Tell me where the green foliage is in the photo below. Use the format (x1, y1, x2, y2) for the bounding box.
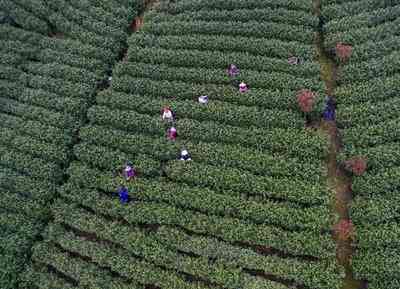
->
(45, 0, 126, 42)
(338, 97, 400, 128)
(0, 25, 115, 64)
(0, 0, 50, 34)
(130, 32, 316, 61)
(79, 125, 325, 181)
(0, 252, 25, 289)
(338, 51, 400, 85)
(21, 62, 99, 85)
(339, 142, 400, 173)
(59, 180, 335, 258)
(0, 146, 62, 182)
(0, 1, 140, 286)
(351, 167, 400, 198)
(336, 74, 400, 106)
(126, 46, 320, 76)
(351, 192, 400, 225)
(0, 166, 55, 204)
(165, 0, 314, 13)
(164, 160, 328, 205)
(22, 266, 77, 289)
(341, 117, 400, 149)
(2, 1, 341, 288)
(321, 0, 392, 20)
(25, 74, 95, 100)
(112, 76, 309, 110)
(355, 220, 400, 249)
(64, 155, 330, 230)
(87, 105, 328, 159)
(324, 5, 400, 34)
(67, 0, 127, 29)
(142, 18, 314, 44)
(96, 89, 304, 129)
(115, 61, 324, 91)
(0, 113, 71, 145)
(348, 36, 400, 63)
(0, 97, 78, 131)
(0, 80, 88, 117)
(353, 247, 400, 284)
(33, 231, 214, 289)
(324, 17, 400, 47)
(0, 127, 68, 164)
(153, 7, 318, 27)
(51, 204, 341, 289)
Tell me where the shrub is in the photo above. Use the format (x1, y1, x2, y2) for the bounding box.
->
(335, 42, 352, 61)
(344, 157, 367, 176)
(297, 89, 317, 113)
(333, 219, 354, 241)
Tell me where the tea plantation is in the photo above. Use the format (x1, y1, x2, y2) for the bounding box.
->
(0, 1, 398, 289)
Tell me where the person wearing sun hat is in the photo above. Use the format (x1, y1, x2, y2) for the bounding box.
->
(161, 106, 174, 122)
(180, 149, 192, 161)
(167, 127, 177, 141)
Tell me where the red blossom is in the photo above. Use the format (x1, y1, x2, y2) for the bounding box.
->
(345, 157, 367, 176)
(297, 89, 316, 113)
(129, 16, 144, 32)
(336, 43, 353, 61)
(334, 219, 354, 241)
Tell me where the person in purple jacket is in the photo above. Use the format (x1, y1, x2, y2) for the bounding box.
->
(239, 82, 249, 93)
(167, 127, 177, 141)
(122, 163, 136, 181)
(227, 64, 240, 77)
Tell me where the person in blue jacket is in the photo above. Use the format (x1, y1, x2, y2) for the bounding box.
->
(323, 95, 336, 121)
(118, 186, 130, 204)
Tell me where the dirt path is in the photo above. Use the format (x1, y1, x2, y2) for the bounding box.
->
(312, 1, 365, 289)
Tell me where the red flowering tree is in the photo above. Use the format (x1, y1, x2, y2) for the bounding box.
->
(344, 157, 367, 176)
(129, 16, 144, 32)
(336, 42, 353, 61)
(297, 89, 317, 113)
(334, 219, 354, 241)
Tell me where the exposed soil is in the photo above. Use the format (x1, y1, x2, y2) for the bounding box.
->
(313, 1, 365, 288)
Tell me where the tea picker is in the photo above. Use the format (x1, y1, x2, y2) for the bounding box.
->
(167, 127, 177, 141)
(239, 82, 249, 93)
(180, 149, 191, 161)
(198, 95, 209, 104)
(288, 56, 300, 65)
(161, 106, 175, 122)
(227, 64, 240, 77)
(118, 186, 130, 204)
(322, 95, 336, 121)
(122, 163, 136, 181)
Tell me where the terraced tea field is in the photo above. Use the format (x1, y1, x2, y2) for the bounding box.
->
(0, 1, 398, 289)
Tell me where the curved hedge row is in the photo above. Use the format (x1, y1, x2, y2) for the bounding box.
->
(130, 33, 316, 60)
(165, 0, 314, 13)
(22, 1, 340, 288)
(0, 0, 141, 287)
(142, 19, 314, 44)
(51, 203, 341, 289)
(152, 7, 318, 27)
(58, 180, 335, 259)
(79, 125, 325, 181)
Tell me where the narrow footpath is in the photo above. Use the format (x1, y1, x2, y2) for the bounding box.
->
(312, 1, 365, 289)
